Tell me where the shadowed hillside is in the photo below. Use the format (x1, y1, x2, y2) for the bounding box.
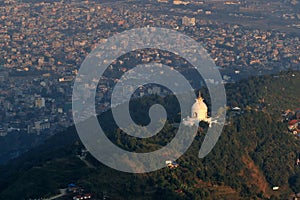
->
(0, 71, 300, 199)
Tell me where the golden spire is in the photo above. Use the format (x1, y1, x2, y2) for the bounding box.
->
(197, 90, 203, 101)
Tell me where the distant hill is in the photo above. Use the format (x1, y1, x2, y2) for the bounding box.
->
(1, 70, 300, 199)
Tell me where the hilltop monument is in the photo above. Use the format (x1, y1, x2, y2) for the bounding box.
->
(183, 91, 211, 127)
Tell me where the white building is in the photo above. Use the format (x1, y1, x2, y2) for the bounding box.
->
(183, 92, 211, 127)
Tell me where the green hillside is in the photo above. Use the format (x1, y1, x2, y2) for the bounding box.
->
(0, 71, 300, 200)
(226, 70, 300, 113)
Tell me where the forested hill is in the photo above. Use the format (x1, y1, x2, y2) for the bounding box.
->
(226, 70, 300, 113)
(0, 71, 300, 200)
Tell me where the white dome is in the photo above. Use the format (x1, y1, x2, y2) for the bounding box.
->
(182, 92, 212, 127)
(191, 98, 208, 120)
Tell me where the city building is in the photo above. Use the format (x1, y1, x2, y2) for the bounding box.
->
(182, 16, 196, 26)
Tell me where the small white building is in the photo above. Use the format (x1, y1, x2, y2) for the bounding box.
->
(272, 186, 279, 191)
(165, 160, 179, 168)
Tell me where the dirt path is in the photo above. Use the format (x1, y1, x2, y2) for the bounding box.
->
(46, 189, 67, 200)
(77, 155, 96, 169)
(241, 155, 270, 197)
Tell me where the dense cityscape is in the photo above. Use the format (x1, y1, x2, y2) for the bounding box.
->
(1, 0, 300, 138)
